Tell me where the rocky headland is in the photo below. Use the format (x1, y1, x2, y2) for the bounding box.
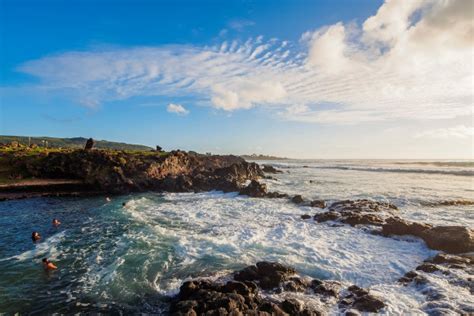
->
(0, 149, 263, 200)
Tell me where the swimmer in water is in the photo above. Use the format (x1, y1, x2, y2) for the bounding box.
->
(52, 218, 61, 227)
(31, 231, 41, 243)
(42, 258, 57, 270)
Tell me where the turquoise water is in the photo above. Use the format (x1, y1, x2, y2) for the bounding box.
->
(0, 160, 472, 314)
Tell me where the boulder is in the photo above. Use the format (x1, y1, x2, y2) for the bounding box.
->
(283, 277, 310, 292)
(310, 279, 342, 298)
(329, 199, 398, 213)
(266, 191, 289, 199)
(340, 213, 384, 227)
(382, 218, 474, 254)
(239, 180, 268, 198)
(416, 263, 439, 273)
(382, 217, 431, 237)
(301, 214, 311, 220)
(291, 195, 305, 204)
(421, 226, 474, 254)
(262, 165, 283, 174)
(313, 212, 340, 223)
(310, 200, 326, 208)
(339, 285, 385, 313)
(234, 261, 296, 290)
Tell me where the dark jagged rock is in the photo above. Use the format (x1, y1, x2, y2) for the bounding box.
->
(310, 279, 342, 298)
(262, 165, 283, 174)
(340, 213, 385, 227)
(291, 195, 305, 204)
(12, 150, 264, 194)
(382, 217, 432, 237)
(422, 226, 474, 254)
(416, 263, 439, 273)
(239, 180, 268, 197)
(310, 200, 326, 208)
(398, 271, 420, 284)
(314, 211, 340, 223)
(427, 253, 472, 265)
(84, 138, 94, 150)
(301, 214, 311, 220)
(382, 217, 474, 254)
(328, 199, 398, 213)
(266, 191, 289, 199)
(234, 261, 296, 290)
(283, 277, 310, 292)
(339, 285, 385, 313)
(171, 262, 326, 316)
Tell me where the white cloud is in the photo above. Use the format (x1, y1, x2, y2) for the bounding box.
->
(167, 103, 189, 115)
(17, 0, 473, 125)
(415, 125, 474, 139)
(228, 19, 255, 31)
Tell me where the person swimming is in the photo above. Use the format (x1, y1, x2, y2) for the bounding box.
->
(42, 258, 57, 270)
(31, 231, 41, 243)
(52, 218, 61, 227)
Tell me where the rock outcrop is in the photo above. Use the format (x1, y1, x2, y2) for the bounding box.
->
(382, 218, 474, 254)
(398, 253, 473, 315)
(11, 150, 264, 194)
(307, 200, 474, 254)
(262, 165, 283, 174)
(239, 180, 268, 197)
(170, 262, 386, 315)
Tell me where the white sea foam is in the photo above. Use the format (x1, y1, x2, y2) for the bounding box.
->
(0, 230, 66, 262)
(112, 191, 449, 313)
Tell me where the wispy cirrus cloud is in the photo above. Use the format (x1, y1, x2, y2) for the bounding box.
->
(415, 125, 474, 139)
(17, 0, 473, 125)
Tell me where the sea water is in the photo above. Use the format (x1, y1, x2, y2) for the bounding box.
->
(0, 160, 472, 314)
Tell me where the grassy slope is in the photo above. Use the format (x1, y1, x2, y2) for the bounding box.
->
(0, 135, 153, 151)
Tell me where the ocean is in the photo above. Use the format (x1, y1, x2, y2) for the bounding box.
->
(0, 159, 472, 314)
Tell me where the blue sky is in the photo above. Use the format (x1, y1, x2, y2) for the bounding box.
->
(0, 0, 472, 158)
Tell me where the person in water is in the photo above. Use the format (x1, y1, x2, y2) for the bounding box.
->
(31, 231, 41, 243)
(42, 258, 57, 270)
(52, 218, 61, 227)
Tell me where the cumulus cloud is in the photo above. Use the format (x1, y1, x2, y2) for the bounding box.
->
(17, 0, 473, 125)
(167, 103, 189, 115)
(415, 125, 474, 139)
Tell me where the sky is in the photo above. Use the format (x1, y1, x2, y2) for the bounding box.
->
(0, 0, 472, 159)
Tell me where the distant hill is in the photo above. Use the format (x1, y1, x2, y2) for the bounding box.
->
(0, 135, 153, 151)
(241, 154, 288, 160)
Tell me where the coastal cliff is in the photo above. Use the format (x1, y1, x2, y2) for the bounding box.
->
(0, 149, 263, 197)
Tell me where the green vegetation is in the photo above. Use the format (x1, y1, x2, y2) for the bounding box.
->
(0, 135, 153, 151)
(0, 142, 167, 185)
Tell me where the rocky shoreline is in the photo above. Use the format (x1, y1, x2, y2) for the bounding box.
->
(2, 153, 472, 314)
(170, 261, 386, 315)
(0, 150, 263, 200)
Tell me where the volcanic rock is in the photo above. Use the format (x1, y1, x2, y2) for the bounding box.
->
(262, 165, 283, 174)
(310, 199, 326, 208)
(291, 195, 305, 204)
(339, 285, 385, 313)
(239, 180, 268, 197)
